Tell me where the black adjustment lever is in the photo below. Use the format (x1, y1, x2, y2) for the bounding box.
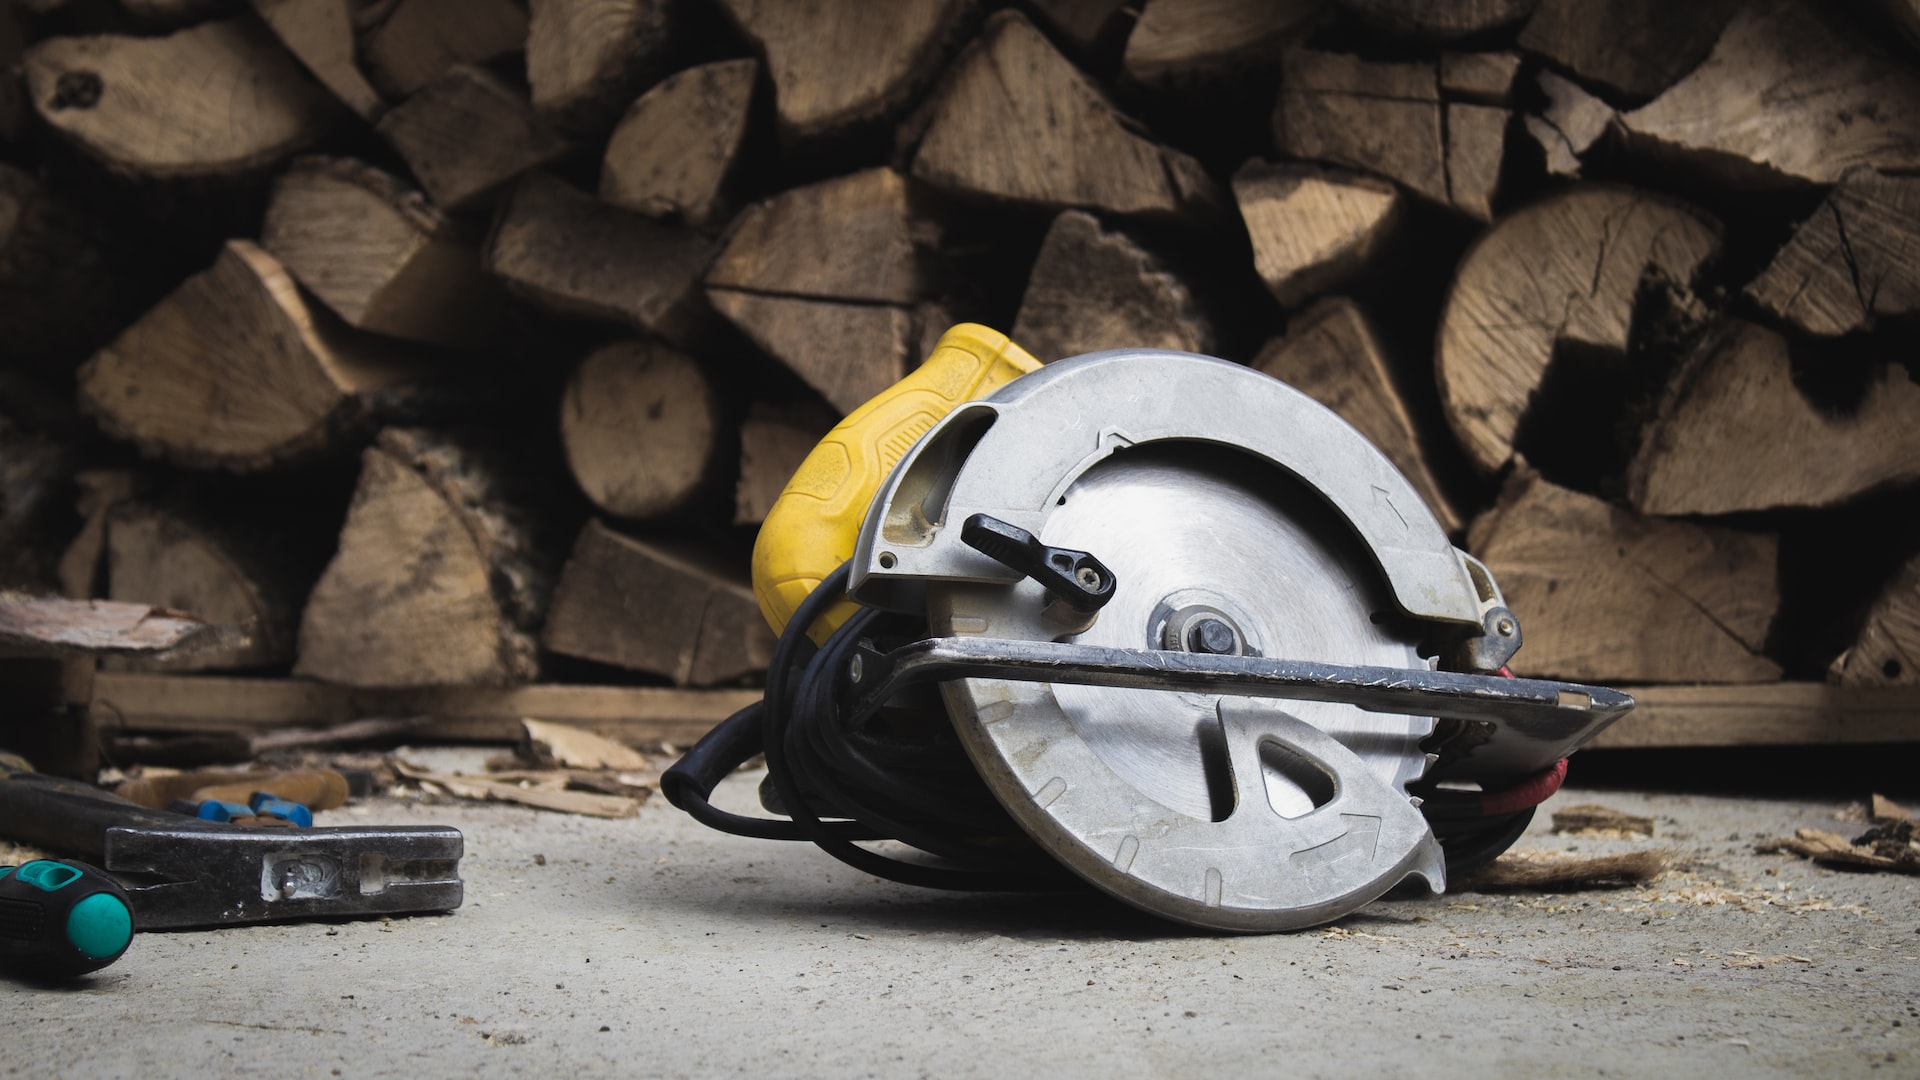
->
(960, 514, 1116, 612)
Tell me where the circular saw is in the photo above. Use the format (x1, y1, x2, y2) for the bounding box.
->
(665, 324, 1632, 931)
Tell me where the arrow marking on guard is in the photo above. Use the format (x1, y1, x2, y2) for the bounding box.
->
(1289, 814, 1383, 875)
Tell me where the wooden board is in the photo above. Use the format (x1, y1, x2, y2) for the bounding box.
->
(86, 670, 756, 744)
(1587, 683, 1920, 748)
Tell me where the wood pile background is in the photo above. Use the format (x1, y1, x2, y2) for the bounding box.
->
(3, 0, 1919, 766)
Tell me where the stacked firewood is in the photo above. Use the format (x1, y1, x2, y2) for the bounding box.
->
(3, 0, 1918, 738)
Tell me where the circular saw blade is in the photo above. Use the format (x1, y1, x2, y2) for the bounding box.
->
(931, 444, 1434, 826)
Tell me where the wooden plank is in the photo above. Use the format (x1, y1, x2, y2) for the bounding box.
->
(87, 671, 756, 743)
(1587, 683, 1920, 749)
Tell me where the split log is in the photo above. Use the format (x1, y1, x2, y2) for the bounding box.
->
(77, 240, 423, 471)
(1624, 320, 1920, 516)
(1439, 51, 1521, 106)
(1618, 0, 1920, 186)
(706, 168, 922, 305)
(103, 503, 300, 671)
(1745, 171, 1920, 338)
(1274, 50, 1444, 205)
(717, 0, 968, 143)
(1334, 0, 1538, 41)
(734, 400, 833, 526)
(1524, 71, 1614, 179)
(1025, 0, 1131, 55)
(1834, 553, 1920, 686)
(250, 0, 386, 120)
(0, 162, 119, 370)
(541, 519, 775, 687)
(295, 428, 551, 688)
(1435, 185, 1721, 473)
(23, 18, 336, 180)
(376, 64, 568, 211)
(910, 9, 1218, 220)
(599, 57, 756, 227)
(57, 470, 139, 600)
(706, 291, 913, 415)
(1518, 0, 1740, 105)
(1468, 468, 1781, 683)
(526, 0, 678, 131)
(487, 172, 715, 343)
(1118, 0, 1320, 92)
(358, 0, 526, 100)
(1233, 160, 1401, 307)
(1252, 297, 1460, 533)
(1445, 104, 1507, 223)
(559, 340, 721, 520)
(261, 156, 505, 349)
(1010, 208, 1213, 362)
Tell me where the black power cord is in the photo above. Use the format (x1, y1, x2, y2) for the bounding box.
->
(664, 563, 1565, 889)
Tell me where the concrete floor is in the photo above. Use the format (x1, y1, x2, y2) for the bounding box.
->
(5, 753, 1917, 1078)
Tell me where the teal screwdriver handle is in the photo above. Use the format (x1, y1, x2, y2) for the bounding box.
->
(0, 859, 134, 979)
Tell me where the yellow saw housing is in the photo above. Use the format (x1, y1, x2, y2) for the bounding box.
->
(750, 324, 1042, 643)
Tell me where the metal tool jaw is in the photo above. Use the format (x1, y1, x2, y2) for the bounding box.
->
(844, 349, 1632, 931)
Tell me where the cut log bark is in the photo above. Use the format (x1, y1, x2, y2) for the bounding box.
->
(103, 502, 299, 671)
(488, 172, 716, 343)
(1518, 0, 1740, 106)
(734, 400, 833, 526)
(1233, 160, 1401, 307)
(260, 156, 505, 349)
(376, 64, 568, 211)
(1335, 0, 1538, 41)
(1834, 553, 1920, 687)
(1618, 0, 1920, 187)
(599, 57, 757, 227)
(295, 427, 551, 688)
(1445, 103, 1507, 222)
(1745, 170, 1920, 339)
(77, 239, 423, 471)
(358, 0, 526, 100)
(706, 168, 922, 305)
(526, 0, 678, 130)
(1524, 70, 1615, 179)
(1468, 468, 1781, 683)
(1119, 0, 1321, 91)
(0, 162, 119, 371)
(1439, 51, 1521, 105)
(1624, 320, 1920, 516)
(1273, 49, 1444, 205)
(1025, 0, 1131, 55)
(23, 18, 336, 180)
(1435, 185, 1721, 473)
(910, 9, 1218, 220)
(717, 0, 968, 143)
(559, 340, 722, 520)
(250, 0, 387, 120)
(707, 291, 912, 415)
(1011, 208, 1213, 361)
(1252, 297, 1460, 533)
(541, 518, 775, 686)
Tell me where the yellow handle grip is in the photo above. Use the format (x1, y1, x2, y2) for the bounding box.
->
(751, 323, 1042, 642)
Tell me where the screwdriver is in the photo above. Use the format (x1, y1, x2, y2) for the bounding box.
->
(0, 859, 134, 979)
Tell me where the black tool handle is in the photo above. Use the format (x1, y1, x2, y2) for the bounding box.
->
(0, 756, 186, 860)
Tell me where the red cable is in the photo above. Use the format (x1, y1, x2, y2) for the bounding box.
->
(1478, 757, 1568, 817)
